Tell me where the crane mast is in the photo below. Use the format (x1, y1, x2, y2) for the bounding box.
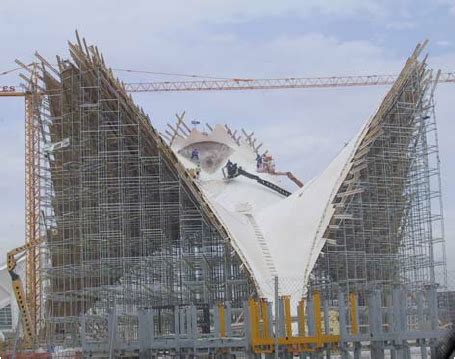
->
(0, 62, 43, 343)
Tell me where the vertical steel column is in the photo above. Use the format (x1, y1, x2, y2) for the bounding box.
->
(417, 291, 428, 359)
(261, 300, 270, 339)
(174, 306, 180, 353)
(244, 301, 252, 354)
(274, 276, 279, 359)
(138, 309, 154, 356)
(249, 299, 260, 347)
(283, 295, 292, 338)
(307, 295, 315, 337)
(190, 305, 197, 339)
(323, 295, 331, 358)
(427, 285, 438, 358)
(313, 291, 322, 346)
(349, 293, 359, 336)
(80, 315, 87, 351)
(107, 310, 118, 359)
(350, 291, 361, 358)
(392, 286, 405, 359)
(298, 298, 306, 337)
(186, 306, 192, 339)
(226, 302, 232, 337)
(219, 304, 226, 337)
(214, 304, 220, 336)
(307, 293, 316, 358)
(337, 292, 349, 359)
(180, 307, 186, 336)
(278, 297, 285, 338)
(368, 288, 384, 359)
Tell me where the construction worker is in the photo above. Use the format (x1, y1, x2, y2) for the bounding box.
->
(256, 153, 262, 170)
(261, 153, 269, 172)
(191, 148, 199, 162)
(225, 160, 238, 178)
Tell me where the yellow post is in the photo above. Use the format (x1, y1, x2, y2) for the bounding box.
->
(218, 304, 226, 337)
(249, 299, 259, 345)
(349, 292, 359, 336)
(283, 295, 292, 338)
(298, 298, 305, 336)
(261, 299, 270, 339)
(313, 291, 322, 346)
(12, 278, 34, 343)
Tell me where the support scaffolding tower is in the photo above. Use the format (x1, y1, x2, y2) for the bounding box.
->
(309, 42, 448, 328)
(15, 37, 449, 353)
(24, 35, 256, 346)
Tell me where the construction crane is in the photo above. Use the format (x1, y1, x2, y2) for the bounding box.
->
(0, 86, 24, 96)
(3, 71, 455, 98)
(123, 72, 455, 92)
(0, 62, 42, 344)
(0, 65, 454, 342)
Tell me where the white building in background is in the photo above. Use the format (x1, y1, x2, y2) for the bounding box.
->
(0, 261, 22, 336)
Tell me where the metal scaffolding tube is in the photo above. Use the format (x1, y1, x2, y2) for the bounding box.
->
(24, 34, 257, 346)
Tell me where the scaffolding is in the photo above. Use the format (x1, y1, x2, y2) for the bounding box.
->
(14, 36, 449, 352)
(77, 284, 445, 357)
(309, 42, 447, 324)
(24, 35, 256, 346)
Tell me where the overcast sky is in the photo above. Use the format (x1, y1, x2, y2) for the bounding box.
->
(0, 1, 454, 284)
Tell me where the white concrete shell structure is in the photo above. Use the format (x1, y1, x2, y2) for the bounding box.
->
(170, 123, 356, 301)
(169, 41, 446, 302)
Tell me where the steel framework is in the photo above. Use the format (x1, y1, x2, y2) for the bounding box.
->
(15, 61, 44, 339)
(308, 43, 447, 323)
(24, 35, 257, 345)
(10, 36, 449, 351)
